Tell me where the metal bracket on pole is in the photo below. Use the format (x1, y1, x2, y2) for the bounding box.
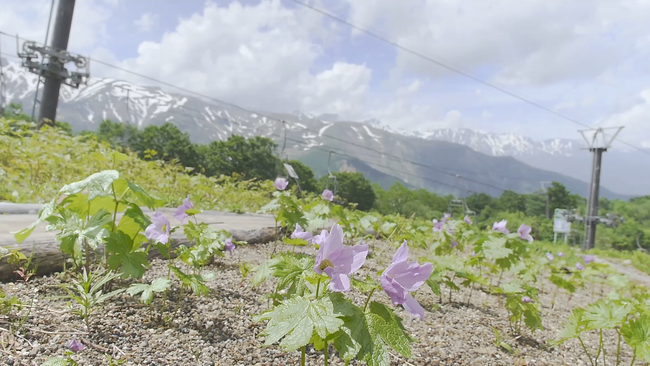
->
(17, 40, 89, 88)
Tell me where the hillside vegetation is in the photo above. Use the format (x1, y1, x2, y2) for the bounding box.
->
(1, 111, 649, 254)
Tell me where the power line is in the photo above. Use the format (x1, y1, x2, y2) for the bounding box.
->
(272, 132, 471, 194)
(289, 0, 650, 157)
(0, 32, 567, 192)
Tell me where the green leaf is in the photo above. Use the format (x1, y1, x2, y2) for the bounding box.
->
(483, 237, 512, 261)
(185, 208, 202, 216)
(13, 198, 56, 243)
(368, 301, 413, 358)
(40, 357, 69, 366)
(252, 257, 280, 286)
(584, 300, 632, 330)
(126, 180, 164, 209)
(254, 295, 344, 351)
(106, 231, 149, 278)
(554, 308, 587, 344)
(116, 204, 151, 245)
(169, 266, 210, 296)
(273, 254, 315, 296)
(59, 170, 119, 200)
(426, 278, 442, 297)
(622, 314, 650, 362)
(127, 277, 171, 305)
(352, 276, 381, 292)
(282, 237, 308, 246)
(110, 151, 129, 162)
(359, 215, 378, 229)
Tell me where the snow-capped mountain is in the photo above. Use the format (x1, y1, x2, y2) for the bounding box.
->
(1, 58, 643, 198)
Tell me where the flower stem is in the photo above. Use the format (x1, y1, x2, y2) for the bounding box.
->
(301, 346, 306, 366)
(630, 354, 636, 366)
(595, 329, 603, 366)
(316, 276, 322, 298)
(363, 289, 376, 312)
(616, 329, 622, 366)
(578, 336, 595, 366)
(324, 343, 329, 366)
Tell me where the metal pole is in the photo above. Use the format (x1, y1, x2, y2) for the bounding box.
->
(583, 148, 597, 249)
(31, 0, 56, 122)
(585, 148, 605, 250)
(37, 0, 76, 128)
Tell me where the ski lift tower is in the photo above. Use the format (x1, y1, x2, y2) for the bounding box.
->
(579, 126, 624, 250)
(448, 174, 476, 223)
(274, 120, 302, 195)
(325, 151, 338, 196)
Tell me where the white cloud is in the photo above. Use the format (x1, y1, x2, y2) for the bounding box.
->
(107, 0, 371, 117)
(134, 13, 158, 32)
(0, 0, 115, 54)
(344, 0, 650, 86)
(599, 89, 650, 148)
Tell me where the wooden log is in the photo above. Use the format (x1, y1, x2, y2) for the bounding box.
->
(0, 227, 279, 282)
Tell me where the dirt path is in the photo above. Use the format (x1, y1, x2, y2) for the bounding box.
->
(0, 203, 276, 246)
(595, 256, 650, 287)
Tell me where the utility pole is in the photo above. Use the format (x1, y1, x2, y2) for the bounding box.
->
(16, 0, 88, 129)
(38, 0, 77, 128)
(30, 0, 57, 123)
(540, 181, 552, 219)
(579, 126, 624, 250)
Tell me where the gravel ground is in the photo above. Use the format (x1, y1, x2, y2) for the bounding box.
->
(0, 239, 642, 366)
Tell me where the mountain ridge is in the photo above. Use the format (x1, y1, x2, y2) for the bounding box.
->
(0, 58, 636, 199)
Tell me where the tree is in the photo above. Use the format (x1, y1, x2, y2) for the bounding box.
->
(466, 192, 496, 213)
(497, 190, 526, 213)
(547, 181, 578, 212)
(285, 160, 319, 193)
(197, 135, 278, 180)
(321, 172, 376, 211)
(132, 123, 200, 169)
(94, 119, 140, 148)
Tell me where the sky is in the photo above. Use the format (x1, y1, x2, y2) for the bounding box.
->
(2, 0, 650, 147)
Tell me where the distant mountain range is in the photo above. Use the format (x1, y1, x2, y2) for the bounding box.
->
(2, 57, 645, 199)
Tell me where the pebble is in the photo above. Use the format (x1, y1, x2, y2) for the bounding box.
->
(0, 241, 639, 365)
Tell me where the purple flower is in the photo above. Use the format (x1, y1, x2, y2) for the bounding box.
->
(546, 252, 554, 262)
(517, 224, 533, 243)
(312, 229, 329, 246)
(451, 240, 458, 248)
(380, 240, 433, 320)
(173, 196, 193, 223)
(313, 224, 368, 292)
(145, 210, 171, 244)
(291, 223, 313, 241)
(224, 237, 235, 255)
(492, 220, 510, 234)
(66, 339, 85, 352)
(583, 255, 595, 264)
(274, 177, 288, 190)
(576, 262, 585, 271)
(441, 213, 451, 223)
(558, 252, 565, 257)
(322, 189, 334, 202)
(432, 219, 444, 232)
(464, 215, 472, 225)
(521, 296, 531, 304)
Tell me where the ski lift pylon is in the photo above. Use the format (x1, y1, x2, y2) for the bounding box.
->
(275, 120, 288, 179)
(325, 150, 338, 195)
